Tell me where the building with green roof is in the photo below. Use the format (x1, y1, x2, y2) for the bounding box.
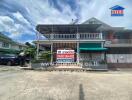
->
(0, 32, 26, 54)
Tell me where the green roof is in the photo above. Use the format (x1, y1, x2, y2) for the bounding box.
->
(0, 33, 26, 47)
(0, 48, 20, 54)
(0, 32, 15, 43)
(0, 33, 12, 40)
(79, 48, 107, 51)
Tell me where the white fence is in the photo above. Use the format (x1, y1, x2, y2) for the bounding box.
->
(40, 33, 102, 40)
(107, 54, 132, 63)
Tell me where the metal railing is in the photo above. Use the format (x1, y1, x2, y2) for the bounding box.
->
(105, 39, 132, 44)
(39, 33, 103, 40)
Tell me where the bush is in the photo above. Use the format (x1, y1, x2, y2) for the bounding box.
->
(38, 51, 51, 62)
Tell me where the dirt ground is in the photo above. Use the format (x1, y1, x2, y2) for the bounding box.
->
(0, 66, 132, 100)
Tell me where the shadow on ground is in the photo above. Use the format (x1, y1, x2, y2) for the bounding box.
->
(79, 84, 85, 100)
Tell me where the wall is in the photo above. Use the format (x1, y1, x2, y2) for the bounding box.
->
(107, 54, 132, 63)
(80, 53, 104, 61)
(0, 42, 2, 48)
(108, 63, 132, 69)
(0, 41, 25, 51)
(11, 45, 19, 50)
(0, 41, 11, 49)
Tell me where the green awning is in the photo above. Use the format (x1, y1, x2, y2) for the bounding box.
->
(79, 48, 107, 51)
(80, 43, 101, 48)
(79, 43, 107, 51)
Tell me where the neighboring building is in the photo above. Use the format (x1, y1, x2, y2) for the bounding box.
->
(35, 17, 132, 69)
(0, 32, 26, 54)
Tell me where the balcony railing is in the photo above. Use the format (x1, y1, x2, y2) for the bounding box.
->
(39, 33, 103, 40)
(104, 39, 132, 47)
(105, 39, 132, 44)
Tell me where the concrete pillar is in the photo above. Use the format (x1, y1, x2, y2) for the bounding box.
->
(50, 34, 54, 40)
(36, 43, 39, 60)
(51, 43, 53, 64)
(100, 32, 103, 39)
(36, 31, 40, 60)
(77, 42, 80, 64)
(77, 34, 79, 39)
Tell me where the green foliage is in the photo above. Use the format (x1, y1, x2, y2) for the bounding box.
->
(24, 47, 36, 58)
(39, 51, 51, 62)
(24, 42, 36, 59)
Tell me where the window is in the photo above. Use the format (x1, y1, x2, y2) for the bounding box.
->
(2, 42, 9, 48)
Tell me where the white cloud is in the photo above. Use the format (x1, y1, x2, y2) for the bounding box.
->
(78, 0, 132, 28)
(0, 16, 15, 31)
(13, 12, 31, 26)
(16, 0, 77, 24)
(0, 0, 132, 43)
(0, 15, 33, 40)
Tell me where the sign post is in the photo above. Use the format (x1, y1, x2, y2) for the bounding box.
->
(56, 50, 74, 63)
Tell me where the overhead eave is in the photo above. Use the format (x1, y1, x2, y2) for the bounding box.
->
(36, 24, 101, 34)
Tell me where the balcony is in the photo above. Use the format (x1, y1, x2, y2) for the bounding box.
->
(105, 39, 132, 47)
(39, 33, 103, 41)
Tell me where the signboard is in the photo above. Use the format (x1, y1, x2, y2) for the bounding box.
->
(56, 50, 74, 63)
(110, 5, 125, 16)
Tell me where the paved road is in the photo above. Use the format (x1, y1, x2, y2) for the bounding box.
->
(0, 66, 132, 100)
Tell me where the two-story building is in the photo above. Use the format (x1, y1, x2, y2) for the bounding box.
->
(35, 17, 132, 69)
(0, 32, 26, 54)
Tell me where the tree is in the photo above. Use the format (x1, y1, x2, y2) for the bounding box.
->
(24, 42, 36, 59)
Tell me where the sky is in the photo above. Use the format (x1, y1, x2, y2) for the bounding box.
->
(0, 0, 132, 43)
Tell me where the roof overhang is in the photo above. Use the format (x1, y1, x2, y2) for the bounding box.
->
(97, 26, 124, 32)
(0, 48, 20, 54)
(36, 24, 101, 34)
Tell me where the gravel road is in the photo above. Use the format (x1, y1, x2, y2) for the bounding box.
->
(0, 66, 132, 100)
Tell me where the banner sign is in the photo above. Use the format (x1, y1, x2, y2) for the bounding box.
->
(56, 50, 74, 63)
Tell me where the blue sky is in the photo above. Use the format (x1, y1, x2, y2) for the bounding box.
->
(0, 0, 132, 43)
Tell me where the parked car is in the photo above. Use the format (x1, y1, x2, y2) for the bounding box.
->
(0, 54, 20, 66)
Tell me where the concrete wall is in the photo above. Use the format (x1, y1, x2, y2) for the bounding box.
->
(11, 45, 20, 50)
(0, 41, 25, 51)
(107, 54, 132, 63)
(0, 42, 2, 48)
(108, 63, 132, 69)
